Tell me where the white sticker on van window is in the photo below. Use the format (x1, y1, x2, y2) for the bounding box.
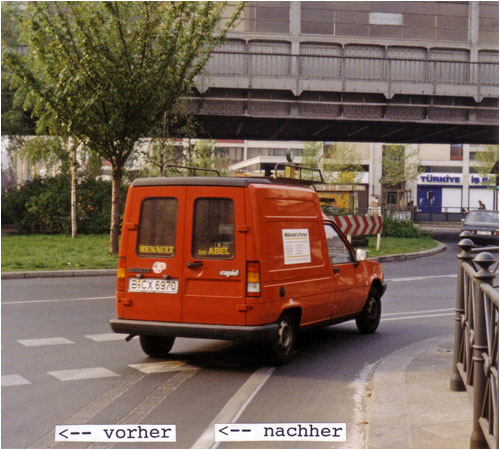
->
(282, 229, 311, 265)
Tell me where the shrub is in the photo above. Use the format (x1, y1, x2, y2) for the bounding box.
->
(2, 174, 126, 234)
(382, 216, 427, 238)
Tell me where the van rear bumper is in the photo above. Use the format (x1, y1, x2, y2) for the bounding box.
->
(110, 318, 279, 342)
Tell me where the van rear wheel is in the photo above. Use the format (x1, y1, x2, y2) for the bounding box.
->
(268, 312, 297, 365)
(139, 335, 175, 358)
(356, 289, 381, 334)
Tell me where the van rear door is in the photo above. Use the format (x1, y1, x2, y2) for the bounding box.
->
(121, 186, 186, 322)
(182, 188, 247, 325)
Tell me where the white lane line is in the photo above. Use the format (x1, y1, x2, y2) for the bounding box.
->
(18, 337, 74, 347)
(85, 333, 125, 342)
(2, 374, 31, 387)
(383, 307, 454, 317)
(2, 296, 114, 305)
(192, 366, 275, 449)
(381, 312, 454, 322)
(48, 367, 120, 381)
(386, 274, 457, 282)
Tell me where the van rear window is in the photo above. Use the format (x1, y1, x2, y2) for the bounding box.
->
(192, 198, 234, 259)
(137, 198, 177, 257)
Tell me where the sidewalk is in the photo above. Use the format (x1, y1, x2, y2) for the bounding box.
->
(367, 335, 472, 449)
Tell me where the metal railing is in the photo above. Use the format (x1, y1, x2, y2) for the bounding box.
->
(450, 232, 499, 448)
(204, 50, 499, 89)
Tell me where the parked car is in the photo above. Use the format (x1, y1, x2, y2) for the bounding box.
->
(461, 210, 499, 245)
(110, 177, 386, 364)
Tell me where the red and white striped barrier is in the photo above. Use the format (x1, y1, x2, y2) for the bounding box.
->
(330, 215, 383, 237)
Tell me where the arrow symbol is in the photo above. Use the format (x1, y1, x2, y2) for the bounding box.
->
(58, 429, 68, 439)
(219, 426, 228, 436)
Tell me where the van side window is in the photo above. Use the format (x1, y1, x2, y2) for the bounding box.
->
(137, 198, 177, 257)
(192, 198, 234, 259)
(324, 224, 353, 264)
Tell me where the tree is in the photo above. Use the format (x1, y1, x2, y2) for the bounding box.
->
(139, 106, 196, 177)
(472, 145, 498, 189)
(381, 144, 421, 187)
(191, 139, 228, 176)
(323, 142, 364, 184)
(3, 1, 244, 254)
(1, 2, 36, 135)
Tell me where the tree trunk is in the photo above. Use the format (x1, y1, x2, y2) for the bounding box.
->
(109, 165, 122, 255)
(70, 141, 78, 238)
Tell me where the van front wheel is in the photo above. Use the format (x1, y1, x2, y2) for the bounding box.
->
(268, 313, 297, 365)
(139, 335, 175, 358)
(356, 290, 381, 334)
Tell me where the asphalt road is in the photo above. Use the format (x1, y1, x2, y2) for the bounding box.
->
(2, 228, 496, 449)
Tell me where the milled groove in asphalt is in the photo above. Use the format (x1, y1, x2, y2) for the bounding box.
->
(86, 368, 200, 449)
(191, 366, 275, 449)
(30, 372, 147, 449)
(343, 360, 380, 449)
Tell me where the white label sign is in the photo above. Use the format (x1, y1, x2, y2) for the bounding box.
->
(55, 425, 176, 442)
(215, 423, 346, 442)
(282, 229, 311, 265)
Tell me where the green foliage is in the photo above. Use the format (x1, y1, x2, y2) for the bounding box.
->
(3, 1, 244, 252)
(382, 217, 427, 238)
(381, 144, 422, 187)
(1, 174, 126, 234)
(472, 145, 498, 188)
(191, 139, 228, 176)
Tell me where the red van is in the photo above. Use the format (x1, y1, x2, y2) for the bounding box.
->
(110, 177, 386, 364)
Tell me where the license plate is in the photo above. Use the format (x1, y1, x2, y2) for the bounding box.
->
(128, 278, 179, 294)
(477, 231, 491, 236)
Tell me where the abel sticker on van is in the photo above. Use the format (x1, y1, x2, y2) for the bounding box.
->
(282, 229, 311, 265)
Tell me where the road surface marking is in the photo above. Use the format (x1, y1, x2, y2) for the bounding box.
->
(2, 374, 31, 387)
(386, 274, 457, 282)
(383, 307, 454, 317)
(129, 360, 194, 373)
(18, 337, 74, 347)
(2, 296, 114, 305)
(87, 368, 199, 449)
(48, 367, 120, 381)
(31, 372, 148, 448)
(192, 366, 275, 449)
(85, 333, 125, 342)
(381, 312, 454, 322)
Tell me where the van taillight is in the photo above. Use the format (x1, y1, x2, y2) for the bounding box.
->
(246, 261, 261, 297)
(117, 258, 126, 292)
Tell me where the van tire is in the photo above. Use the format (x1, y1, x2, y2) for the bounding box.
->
(356, 289, 381, 334)
(139, 335, 175, 358)
(268, 312, 297, 365)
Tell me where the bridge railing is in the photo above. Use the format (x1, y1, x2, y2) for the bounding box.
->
(203, 51, 499, 95)
(450, 233, 499, 448)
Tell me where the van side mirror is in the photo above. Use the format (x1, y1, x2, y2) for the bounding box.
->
(356, 249, 367, 262)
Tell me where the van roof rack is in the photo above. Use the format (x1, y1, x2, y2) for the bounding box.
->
(165, 164, 221, 177)
(265, 163, 324, 187)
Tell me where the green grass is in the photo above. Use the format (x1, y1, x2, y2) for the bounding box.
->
(357, 235, 438, 258)
(1, 234, 118, 272)
(1, 233, 439, 272)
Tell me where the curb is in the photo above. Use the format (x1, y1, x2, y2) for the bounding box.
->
(2, 241, 446, 280)
(2, 269, 117, 280)
(372, 240, 446, 263)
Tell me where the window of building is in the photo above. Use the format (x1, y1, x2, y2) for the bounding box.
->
(450, 144, 463, 161)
